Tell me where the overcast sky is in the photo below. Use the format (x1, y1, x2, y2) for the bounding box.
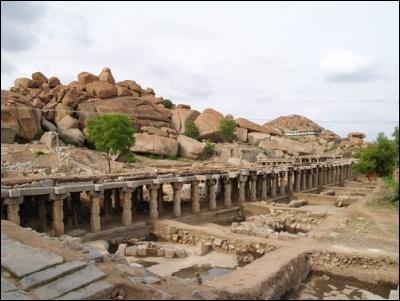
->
(1, 1, 399, 141)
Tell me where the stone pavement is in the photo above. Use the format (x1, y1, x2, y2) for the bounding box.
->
(1, 233, 113, 300)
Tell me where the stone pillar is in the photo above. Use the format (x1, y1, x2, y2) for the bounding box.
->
(121, 188, 133, 226)
(301, 169, 307, 191)
(307, 169, 313, 190)
(280, 171, 286, 196)
(51, 194, 67, 236)
(4, 197, 22, 226)
(207, 179, 217, 211)
(149, 183, 160, 219)
(223, 178, 232, 208)
(157, 184, 164, 215)
(295, 170, 301, 192)
(288, 170, 294, 195)
(172, 182, 183, 217)
(333, 166, 337, 184)
(89, 191, 103, 232)
(38, 195, 48, 232)
(238, 175, 247, 206)
(261, 174, 267, 200)
(245, 178, 251, 201)
(318, 166, 323, 187)
(191, 180, 200, 214)
(338, 166, 342, 183)
(250, 172, 257, 202)
(231, 177, 239, 203)
(271, 173, 277, 198)
(314, 167, 319, 187)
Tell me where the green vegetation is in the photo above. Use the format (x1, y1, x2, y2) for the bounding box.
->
(161, 99, 173, 109)
(218, 119, 237, 142)
(34, 150, 46, 157)
(126, 152, 136, 164)
(204, 141, 215, 158)
(184, 121, 200, 140)
(86, 114, 135, 173)
(146, 154, 179, 160)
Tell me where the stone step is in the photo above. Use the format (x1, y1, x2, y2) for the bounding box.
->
(55, 280, 114, 300)
(32, 264, 106, 300)
(19, 260, 87, 291)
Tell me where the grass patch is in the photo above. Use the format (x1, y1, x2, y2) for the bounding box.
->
(34, 150, 46, 157)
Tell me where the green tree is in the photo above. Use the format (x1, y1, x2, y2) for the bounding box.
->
(184, 121, 200, 139)
(218, 119, 237, 142)
(393, 126, 399, 165)
(354, 132, 397, 177)
(86, 114, 135, 173)
(161, 99, 173, 109)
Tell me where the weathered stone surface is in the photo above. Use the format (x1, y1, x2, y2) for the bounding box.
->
(116, 85, 135, 97)
(136, 245, 147, 257)
(32, 72, 48, 84)
(19, 261, 86, 290)
(48, 77, 61, 88)
(41, 118, 57, 131)
(234, 127, 248, 142)
(61, 87, 81, 108)
(115, 243, 127, 257)
(1, 234, 64, 278)
(194, 108, 224, 141)
(14, 78, 39, 89)
(77, 97, 171, 131)
(1, 277, 17, 293)
(348, 132, 366, 139)
(57, 128, 85, 146)
(132, 133, 178, 156)
(130, 276, 161, 285)
(54, 103, 72, 125)
(85, 81, 117, 99)
(56, 115, 79, 130)
(117, 80, 142, 94)
(141, 125, 167, 137)
(194, 242, 209, 256)
(236, 118, 267, 133)
(78, 72, 99, 85)
(1, 291, 29, 300)
(247, 132, 271, 145)
(1, 91, 42, 142)
(98, 67, 115, 85)
(177, 135, 206, 160)
(33, 264, 106, 300)
(55, 280, 114, 300)
(171, 108, 200, 134)
(125, 246, 138, 257)
(40, 131, 59, 150)
(164, 248, 175, 258)
(174, 249, 186, 258)
(270, 136, 315, 155)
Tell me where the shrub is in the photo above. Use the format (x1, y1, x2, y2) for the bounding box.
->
(126, 153, 136, 164)
(166, 154, 178, 160)
(204, 141, 215, 159)
(184, 121, 200, 139)
(161, 99, 173, 109)
(86, 114, 135, 173)
(34, 150, 46, 157)
(218, 119, 237, 142)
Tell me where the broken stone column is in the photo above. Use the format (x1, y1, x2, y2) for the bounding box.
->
(172, 182, 183, 217)
(261, 174, 267, 200)
(250, 172, 257, 202)
(223, 177, 232, 208)
(191, 180, 200, 214)
(157, 184, 164, 215)
(51, 193, 68, 236)
(238, 175, 247, 206)
(4, 197, 22, 226)
(280, 171, 286, 196)
(149, 183, 160, 219)
(301, 169, 307, 191)
(207, 178, 217, 211)
(89, 191, 103, 232)
(121, 187, 133, 226)
(271, 173, 277, 198)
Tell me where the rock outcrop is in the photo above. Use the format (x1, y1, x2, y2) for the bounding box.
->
(236, 118, 268, 133)
(194, 108, 224, 141)
(132, 133, 178, 156)
(171, 107, 200, 134)
(177, 135, 206, 159)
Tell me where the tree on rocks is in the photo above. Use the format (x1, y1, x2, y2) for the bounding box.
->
(218, 119, 237, 142)
(184, 121, 200, 139)
(86, 114, 135, 173)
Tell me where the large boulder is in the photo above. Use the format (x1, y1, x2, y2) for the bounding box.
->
(132, 133, 178, 156)
(78, 72, 99, 85)
(194, 108, 224, 141)
(61, 87, 81, 108)
(56, 115, 79, 129)
(48, 77, 61, 88)
(98, 67, 115, 85)
(116, 85, 136, 97)
(348, 132, 366, 139)
(269, 136, 315, 155)
(32, 72, 48, 84)
(1, 91, 41, 142)
(171, 108, 200, 134)
(236, 118, 268, 133)
(117, 80, 142, 94)
(234, 127, 248, 143)
(14, 78, 39, 89)
(177, 135, 206, 160)
(57, 128, 84, 146)
(85, 81, 117, 99)
(262, 124, 283, 136)
(247, 132, 271, 145)
(54, 103, 72, 124)
(77, 97, 171, 131)
(40, 131, 59, 150)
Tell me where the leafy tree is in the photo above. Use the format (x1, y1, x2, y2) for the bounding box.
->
(218, 119, 237, 142)
(161, 99, 173, 109)
(86, 114, 135, 173)
(354, 132, 397, 177)
(184, 121, 200, 139)
(393, 126, 399, 165)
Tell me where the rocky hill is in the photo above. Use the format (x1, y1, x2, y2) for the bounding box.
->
(1, 68, 367, 162)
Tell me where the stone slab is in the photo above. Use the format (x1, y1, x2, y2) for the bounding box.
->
(1, 236, 64, 278)
(18, 187, 54, 196)
(94, 182, 127, 191)
(1, 277, 17, 293)
(1, 189, 9, 198)
(33, 264, 106, 300)
(54, 184, 94, 194)
(1, 291, 30, 300)
(55, 280, 113, 300)
(127, 179, 153, 188)
(19, 260, 87, 290)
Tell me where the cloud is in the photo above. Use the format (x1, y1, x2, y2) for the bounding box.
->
(1, 2, 48, 52)
(321, 49, 380, 82)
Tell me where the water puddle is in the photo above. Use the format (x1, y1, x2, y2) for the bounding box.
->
(135, 260, 159, 268)
(172, 264, 234, 281)
(282, 271, 397, 300)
